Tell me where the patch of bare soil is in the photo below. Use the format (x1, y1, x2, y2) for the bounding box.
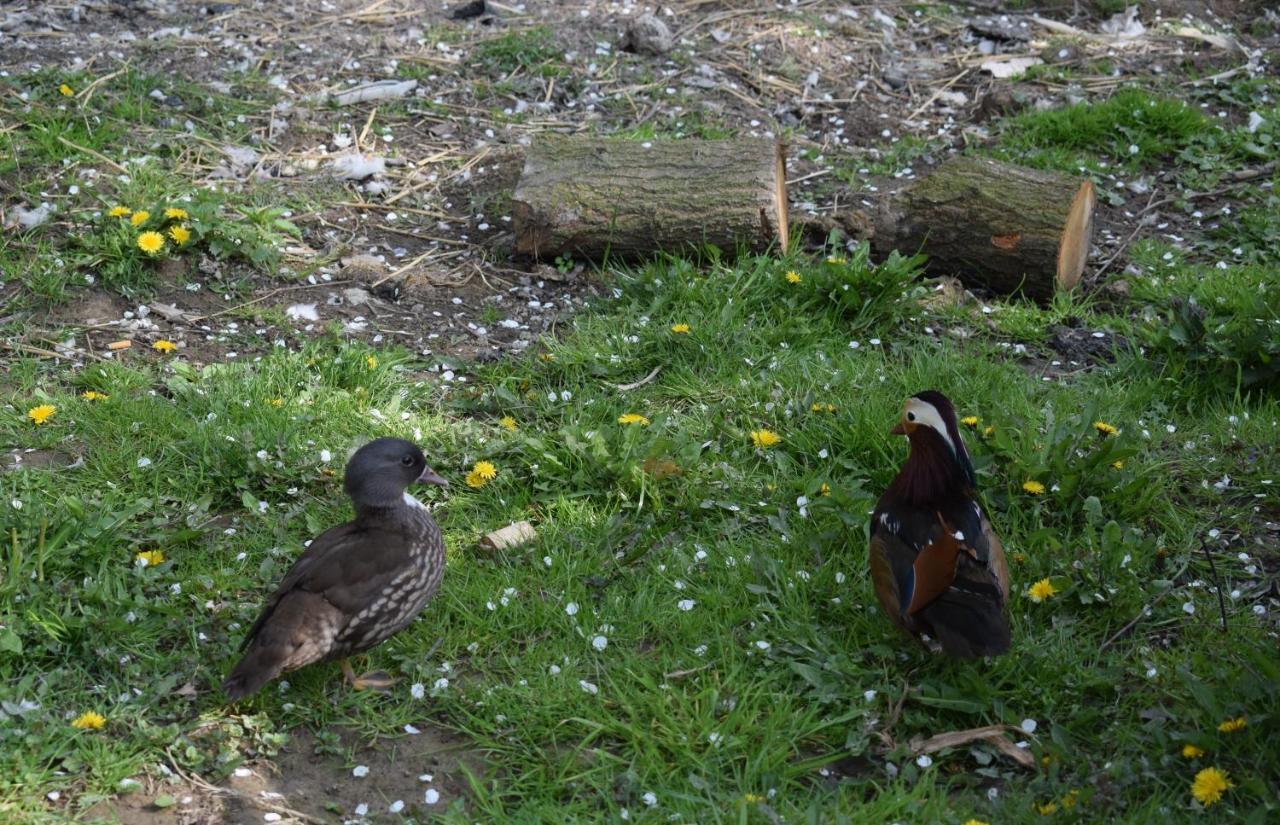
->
(84, 725, 480, 824)
(5, 0, 1272, 373)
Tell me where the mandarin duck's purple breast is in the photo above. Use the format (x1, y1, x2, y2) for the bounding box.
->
(869, 391, 1010, 658)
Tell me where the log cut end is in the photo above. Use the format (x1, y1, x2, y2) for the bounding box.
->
(772, 142, 790, 254)
(1055, 179, 1095, 292)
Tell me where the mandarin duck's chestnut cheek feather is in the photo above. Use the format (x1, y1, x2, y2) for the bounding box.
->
(870, 392, 1011, 658)
(223, 437, 447, 701)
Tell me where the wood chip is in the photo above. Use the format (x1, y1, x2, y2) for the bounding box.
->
(908, 724, 1036, 769)
(478, 521, 536, 552)
(107, 340, 132, 350)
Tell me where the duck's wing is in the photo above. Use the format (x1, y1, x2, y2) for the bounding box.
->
(237, 523, 408, 651)
(870, 501, 1010, 657)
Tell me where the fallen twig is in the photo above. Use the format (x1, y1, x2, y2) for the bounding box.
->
(605, 366, 662, 392)
(1099, 589, 1174, 652)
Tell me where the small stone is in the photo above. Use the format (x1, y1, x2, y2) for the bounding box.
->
(621, 13, 673, 56)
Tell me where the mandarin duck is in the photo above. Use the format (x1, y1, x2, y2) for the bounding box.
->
(869, 391, 1010, 658)
(222, 438, 448, 700)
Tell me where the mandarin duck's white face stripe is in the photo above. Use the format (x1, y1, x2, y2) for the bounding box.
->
(903, 397, 956, 454)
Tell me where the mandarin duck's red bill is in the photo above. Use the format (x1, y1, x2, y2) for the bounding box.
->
(869, 391, 1010, 658)
(222, 437, 448, 700)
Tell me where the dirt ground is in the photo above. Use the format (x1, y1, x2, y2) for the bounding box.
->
(3, 1, 1274, 822)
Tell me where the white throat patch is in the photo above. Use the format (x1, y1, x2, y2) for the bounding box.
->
(402, 491, 428, 510)
(904, 398, 956, 454)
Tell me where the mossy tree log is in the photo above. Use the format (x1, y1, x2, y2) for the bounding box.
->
(871, 155, 1095, 300)
(511, 135, 789, 261)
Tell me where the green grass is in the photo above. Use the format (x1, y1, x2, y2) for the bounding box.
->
(3, 247, 1277, 823)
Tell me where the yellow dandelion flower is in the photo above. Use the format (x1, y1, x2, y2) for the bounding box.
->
(1190, 767, 1232, 807)
(108, 206, 131, 218)
(785, 271, 802, 284)
(268, 398, 284, 407)
(744, 793, 764, 804)
(1061, 789, 1079, 809)
(1217, 716, 1247, 733)
(137, 231, 165, 255)
(1012, 551, 1026, 564)
(750, 429, 781, 448)
(825, 255, 847, 265)
(983, 425, 995, 437)
(71, 711, 105, 730)
(963, 820, 989, 825)
(819, 483, 831, 497)
(618, 413, 651, 426)
(168, 224, 191, 245)
(538, 352, 556, 362)
(465, 462, 497, 489)
(135, 549, 165, 567)
(1023, 480, 1046, 495)
(499, 416, 517, 431)
(1027, 577, 1058, 603)
(152, 340, 177, 353)
(365, 355, 378, 369)
(961, 416, 979, 427)
(164, 207, 189, 220)
(1093, 420, 1118, 436)
(1112, 460, 1124, 470)
(1036, 800, 1058, 816)
(59, 84, 75, 97)
(671, 323, 691, 334)
(130, 210, 150, 227)
(81, 391, 109, 401)
(27, 404, 57, 425)
(1182, 744, 1205, 759)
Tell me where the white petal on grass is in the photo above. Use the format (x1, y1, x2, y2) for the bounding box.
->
(864, 689, 877, 701)
(754, 640, 770, 651)
(915, 754, 933, 768)
(1183, 601, 1196, 615)
(579, 680, 599, 695)
(1021, 718, 1037, 734)
(410, 682, 425, 699)
(549, 664, 561, 675)
(137, 457, 152, 468)
(388, 800, 405, 813)
(352, 765, 369, 777)
(677, 599, 695, 611)
(355, 803, 369, 816)
(404, 724, 420, 735)
(433, 677, 449, 691)
(642, 791, 657, 807)
(565, 602, 579, 616)
(591, 635, 608, 651)
(424, 788, 440, 805)
(708, 732, 722, 745)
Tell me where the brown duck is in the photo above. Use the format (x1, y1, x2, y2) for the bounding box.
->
(869, 391, 1011, 658)
(223, 437, 448, 700)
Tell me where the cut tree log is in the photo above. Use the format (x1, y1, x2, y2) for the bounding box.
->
(511, 135, 788, 261)
(871, 155, 1095, 300)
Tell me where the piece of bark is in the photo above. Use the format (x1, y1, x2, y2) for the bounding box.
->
(511, 135, 789, 262)
(478, 521, 536, 552)
(872, 156, 1094, 300)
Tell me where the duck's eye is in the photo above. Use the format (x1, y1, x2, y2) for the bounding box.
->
(906, 412, 916, 422)
(400, 455, 415, 466)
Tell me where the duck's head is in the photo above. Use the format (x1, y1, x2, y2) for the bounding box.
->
(890, 390, 976, 488)
(343, 437, 448, 508)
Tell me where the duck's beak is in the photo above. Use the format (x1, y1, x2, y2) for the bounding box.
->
(889, 419, 908, 436)
(417, 466, 449, 487)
